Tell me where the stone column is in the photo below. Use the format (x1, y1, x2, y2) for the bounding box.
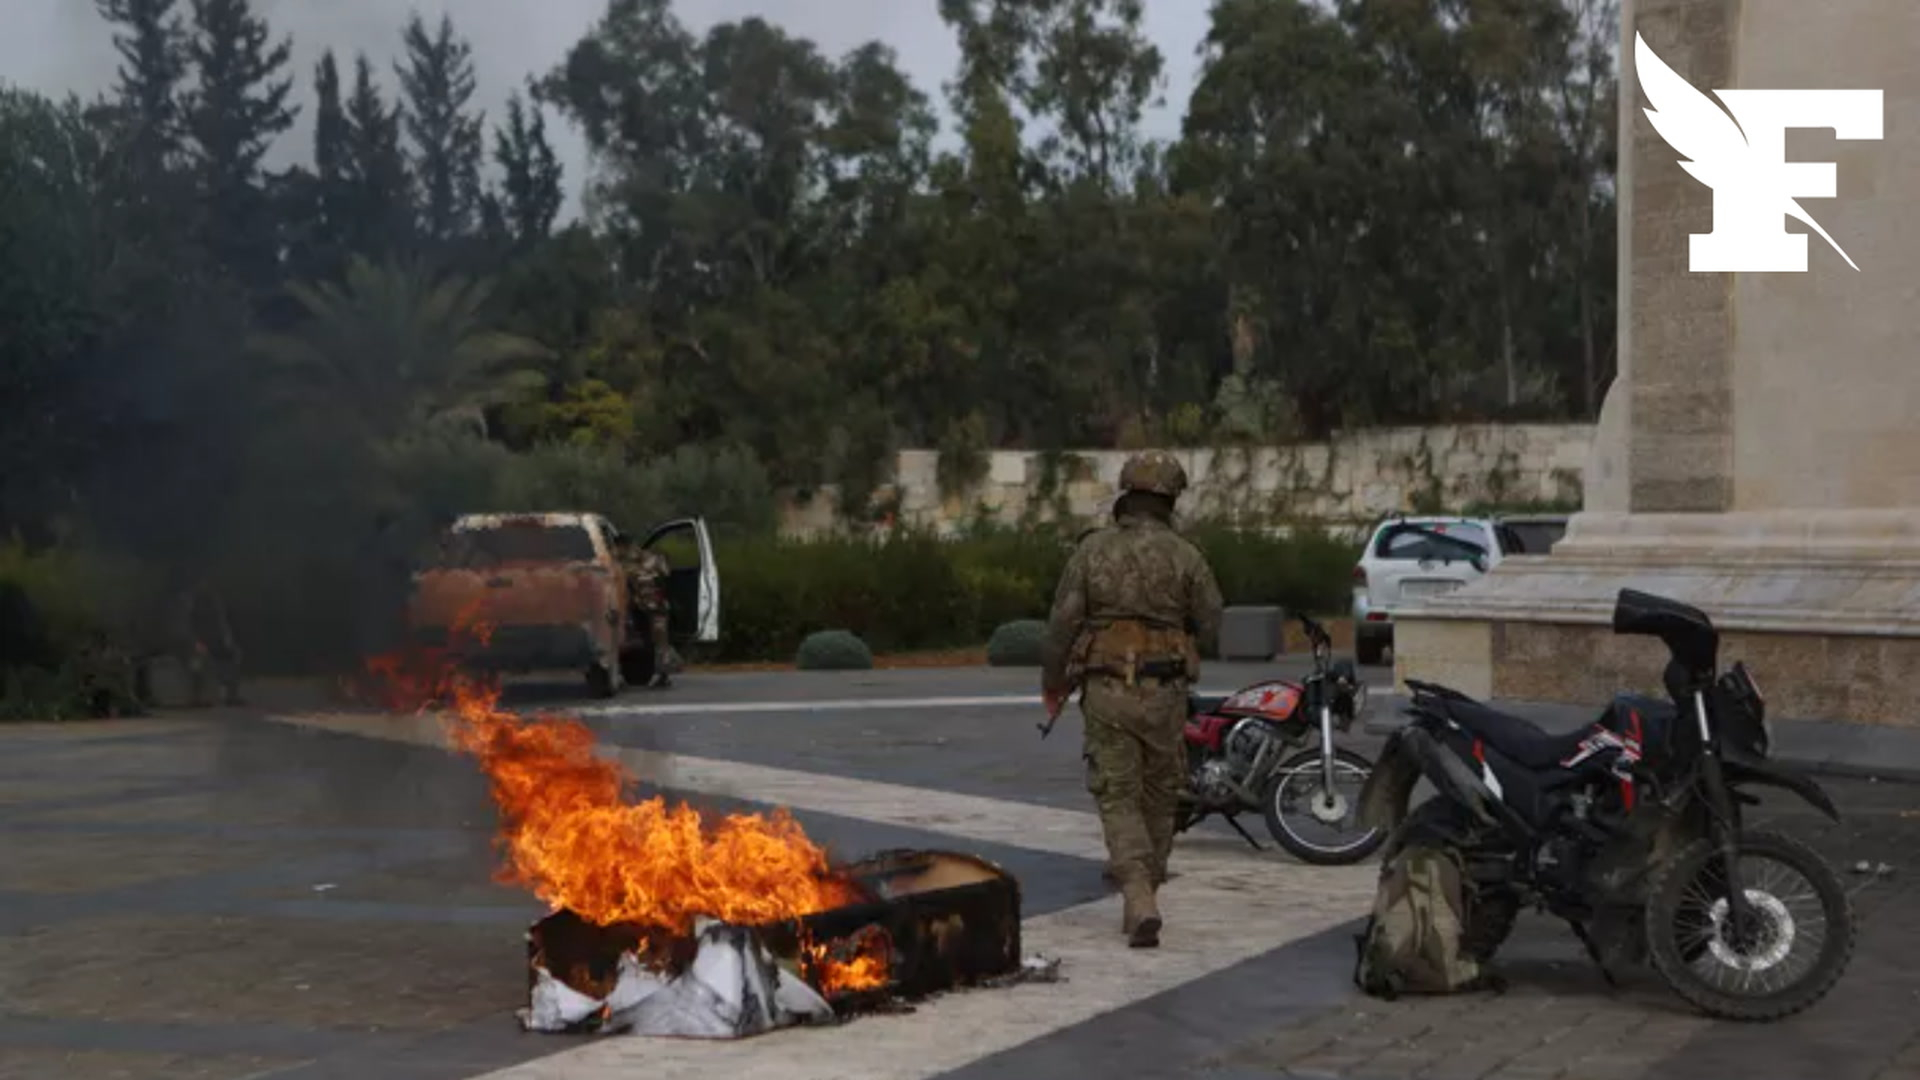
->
(1393, 0, 1920, 727)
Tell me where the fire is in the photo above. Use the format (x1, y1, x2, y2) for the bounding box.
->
(365, 603, 893, 998)
(802, 924, 893, 996)
(443, 678, 862, 933)
(356, 598, 494, 710)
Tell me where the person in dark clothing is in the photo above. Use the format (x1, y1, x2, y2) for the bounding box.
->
(172, 576, 242, 707)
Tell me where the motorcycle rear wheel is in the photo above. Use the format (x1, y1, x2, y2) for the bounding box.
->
(1263, 747, 1386, 865)
(1644, 830, 1855, 1021)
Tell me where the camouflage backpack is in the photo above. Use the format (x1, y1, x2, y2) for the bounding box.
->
(1352, 844, 1500, 998)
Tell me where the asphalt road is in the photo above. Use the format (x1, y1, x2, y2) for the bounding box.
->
(1, 661, 1915, 1080)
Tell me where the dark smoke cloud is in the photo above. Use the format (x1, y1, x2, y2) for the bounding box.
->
(4, 0, 1205, 221)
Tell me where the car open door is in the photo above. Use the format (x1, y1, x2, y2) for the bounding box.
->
(642, 517, 720, 643)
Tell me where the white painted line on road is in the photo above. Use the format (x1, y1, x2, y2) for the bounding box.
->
(573, 686, 1392, 719)
(264, 710, 1376, 1080)
(575, 694, 1052, 717)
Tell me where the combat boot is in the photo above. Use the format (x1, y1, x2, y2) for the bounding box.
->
(1121, 879, 1162, 948)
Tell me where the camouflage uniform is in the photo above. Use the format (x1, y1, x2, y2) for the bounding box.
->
(619, 544, 683, 685)
(1042, 451, 1224, 947)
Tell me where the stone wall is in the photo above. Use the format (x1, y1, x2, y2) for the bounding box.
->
(778, 422, 1593, 537)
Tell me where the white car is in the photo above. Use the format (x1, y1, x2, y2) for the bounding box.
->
(1349, 514, 1567, 665)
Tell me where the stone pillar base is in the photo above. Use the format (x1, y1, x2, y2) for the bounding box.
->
(1391, 511, 1920, 728)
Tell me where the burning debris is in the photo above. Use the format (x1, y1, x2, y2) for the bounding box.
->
(525, 920, 834, 1037)
(521, 848, 1025, 1038)
(365, 636, 1033, 1039)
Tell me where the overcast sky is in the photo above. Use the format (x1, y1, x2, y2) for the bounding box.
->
(5, 1, 1211, 218)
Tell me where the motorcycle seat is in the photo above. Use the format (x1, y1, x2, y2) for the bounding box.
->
(1438, 699, 1594, 770)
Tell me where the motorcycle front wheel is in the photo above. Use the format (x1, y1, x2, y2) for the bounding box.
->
(1263, 747, 1386, 865)
(1644, 829, 1856, 1021)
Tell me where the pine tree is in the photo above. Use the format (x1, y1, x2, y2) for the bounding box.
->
(397, 12, 484, 245)
(95, 0, 188, 176)
(488, 91, 563, 247)
(314, 50, 347, 192)
(340, 53, 414, 258)
(282, 49, 351, 282)
(180, 0, 296, 278)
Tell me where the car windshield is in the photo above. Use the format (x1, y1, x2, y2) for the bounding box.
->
(435, 522, 597, 568)
(1374, 522, 1490, 561)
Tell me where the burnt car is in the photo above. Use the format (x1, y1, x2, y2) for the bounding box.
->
(407, 512, 719, 697)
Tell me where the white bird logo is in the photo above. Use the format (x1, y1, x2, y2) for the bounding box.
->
(1635, 32, 1860, 271)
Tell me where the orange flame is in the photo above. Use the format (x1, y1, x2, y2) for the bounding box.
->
(802, 925, 892, 996)
(364, 602, 885, 995)
(442, 678, 862, 933)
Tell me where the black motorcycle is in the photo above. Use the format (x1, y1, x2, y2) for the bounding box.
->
(1358, 588, 1855, 1021)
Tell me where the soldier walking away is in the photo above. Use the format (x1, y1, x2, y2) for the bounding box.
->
(172, 575, 243, 707)
(1040, 451, 1224, 948)
(613, 535, 683, 687)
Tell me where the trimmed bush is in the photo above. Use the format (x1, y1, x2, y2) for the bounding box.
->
(986, 619, 1047, 667)
(795, 629, 874, 671)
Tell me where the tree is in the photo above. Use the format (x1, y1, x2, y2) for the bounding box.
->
(339, 54, 414, 260)
(313, 50, 347, 200)
(279, 49, 351, 284)
(397, 12, 485, 247)
(94, 0, 188, 180)
(251, 256, 553, 447)
(0, 88, 113, 538)
(485, 91, 564, 248)
(938, 0, 1164, 188)
(180, 0, 296, 281)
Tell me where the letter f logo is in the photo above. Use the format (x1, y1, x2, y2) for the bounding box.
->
(1636, 32, 1883, 272)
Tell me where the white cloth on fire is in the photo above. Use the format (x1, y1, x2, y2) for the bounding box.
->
(522, 918, 833, 1039)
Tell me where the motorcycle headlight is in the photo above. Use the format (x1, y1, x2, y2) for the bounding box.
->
(1351, 680, 1370, 720)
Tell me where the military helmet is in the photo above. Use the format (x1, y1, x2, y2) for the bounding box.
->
(1118, 450, 1188, 498)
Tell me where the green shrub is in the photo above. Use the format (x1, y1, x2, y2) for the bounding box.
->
(1188, 522, 1358, 616)
(709, 524, 1355, 664)
(795, 629, 874, 671)
(956, 565, 1044, 636)
(986, 619, 1046, 667)
(0, 541, 147, 719)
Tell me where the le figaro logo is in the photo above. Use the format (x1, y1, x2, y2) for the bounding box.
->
(1636, 32, 1883, 273)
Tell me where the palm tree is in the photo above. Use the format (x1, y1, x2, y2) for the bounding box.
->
(251, 254, 552, 444)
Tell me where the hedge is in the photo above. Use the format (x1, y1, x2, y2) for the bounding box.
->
(708, 525, 1357, 663)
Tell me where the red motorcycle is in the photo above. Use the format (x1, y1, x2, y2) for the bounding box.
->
(1176, 614, 1385, 865)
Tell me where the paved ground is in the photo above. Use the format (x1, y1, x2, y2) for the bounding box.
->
(0, 660, 1916, 1080)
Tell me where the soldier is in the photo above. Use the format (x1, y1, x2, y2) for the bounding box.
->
(614, 536, 683, 687)
(1041, 451, 1224, 948)
(172, 575, 243, 707)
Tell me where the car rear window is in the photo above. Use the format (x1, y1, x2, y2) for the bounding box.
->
(437, 522, 597, 567)
(1373, 522, 1490, 561)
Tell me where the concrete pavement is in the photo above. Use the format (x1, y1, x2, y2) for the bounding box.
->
(0, 661, 1916, 1080)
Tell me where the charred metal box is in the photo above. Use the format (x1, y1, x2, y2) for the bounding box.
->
(526, 849, 1022, 1011)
